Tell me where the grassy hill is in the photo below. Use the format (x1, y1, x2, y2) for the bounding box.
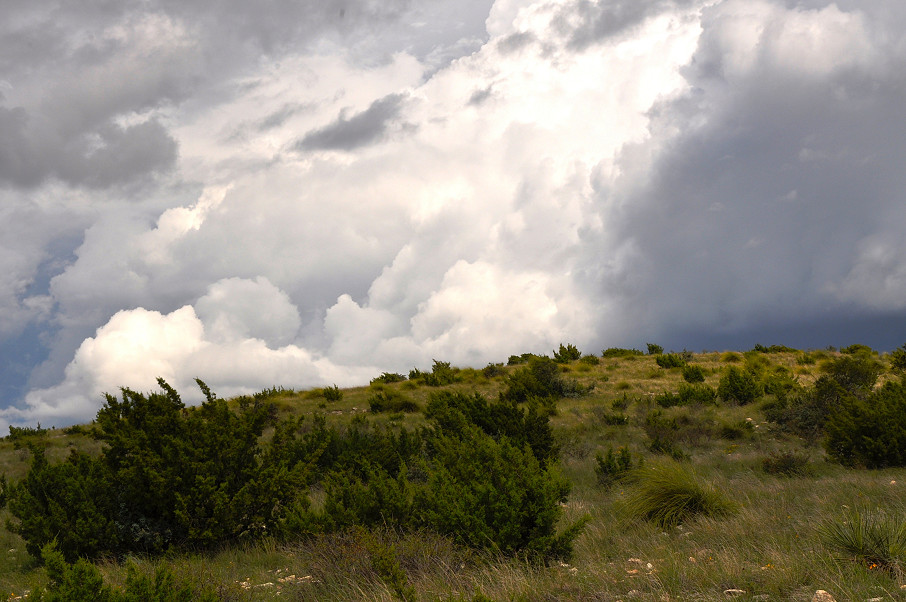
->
(2, 346, 906, 601)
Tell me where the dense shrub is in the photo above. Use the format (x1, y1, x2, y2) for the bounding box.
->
(482, 363, 506, 378)
(368, 390, 420, 413)
(890, 344, 906, 372)
(825, 381, 906, 468)
(655, 353, 687, 369)
(646, 343, 664, 355)
(323, 423, 584, 562)
(7, 424, 49, 441)
(654, 384, 717, 408)
(821, 354, 882, 395)
(579, 354, 600, 365)
(717, 366, 762, 404)
(507, 353, 538, 366)
(425, 390, 557, 465)
(371, 372, 407, 385)
(602, 347, 643, 358)
(502, 356, 589, 403)
(681, 364, 706, 383)
(841, 343, 875, 356)
(763, 376, 847, 443)
(553, 343, 582, 363)
(322, 384, 343, 402)
(410, 360, 458, 386)
(7, 379, 314, 561)
(752, 344, 797, 353)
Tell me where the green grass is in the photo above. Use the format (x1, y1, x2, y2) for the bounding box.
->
(4, 349, 906, 600)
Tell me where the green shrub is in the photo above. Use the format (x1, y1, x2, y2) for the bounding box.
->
(643, 410, 687, 460)
(681, 364, 705, 383)
(646, 343, 664, 355)
(507, 353, 538, 366)
(623, 461, 735, 528)
(594, 446, 638, 489)
(553, 343, 582, 363)
(841, 343, 875, 356)
(763, 376, 845, 443)
(825, 381, 906, 468)
(821, 354, 882, 395)
(26, 542, 217, 601)
(323, 424, 584, 562)
(323, 384, 343, 402)
(482, 363, 506, 378)
(368, 390, 420, 414)
(371, 372, 408, 385)
(413, 426, 585, 561)
(425, 390, 557, 465)
(721, 352, 742, 363)
(761, 451, 811, 477)
(752, 344, 797, 353)
(502, 356, 589, 403)
(579, 354, 600, 365)
(7, 379, 314, 561)
(602, 347, 643, 358)
(7, 424, 49, 441)
(410, 360, 458, 386)
(717, 366, 762, 404)
(819, 508, 906, 573)
(655, 353, 686, 369)
(890, 344, 906, 372)
(654, 384, 716, 408)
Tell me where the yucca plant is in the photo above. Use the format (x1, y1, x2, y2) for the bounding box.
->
(623, 461, 736, 528)
(819, 508, 906, 575)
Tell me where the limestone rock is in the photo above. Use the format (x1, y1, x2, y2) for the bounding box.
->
(812, 591, 836, 602)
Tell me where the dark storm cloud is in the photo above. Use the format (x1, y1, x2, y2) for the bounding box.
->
(295, 93, 408, 151)
(578, 0, 906, 351)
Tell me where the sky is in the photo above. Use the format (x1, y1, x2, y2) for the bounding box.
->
(2, 0, 906, 429)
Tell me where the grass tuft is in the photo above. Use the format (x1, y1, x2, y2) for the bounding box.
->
(819, 508, 906, 574)
(623, 461, 736, 528)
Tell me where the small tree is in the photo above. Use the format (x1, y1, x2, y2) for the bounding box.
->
(717, 366, 762, 404)
(553, 343, 582, 363)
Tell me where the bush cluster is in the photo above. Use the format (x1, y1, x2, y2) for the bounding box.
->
(7, 379, 313, 561)
(6, 379, 585, 565)
(655, 353, 687, 369)
(553, 343, 582, 363)
(717, 366, 762, 404)
(602, 347, 643, 358)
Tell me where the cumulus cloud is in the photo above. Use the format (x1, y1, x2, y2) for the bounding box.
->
(4, 0, 906, 429)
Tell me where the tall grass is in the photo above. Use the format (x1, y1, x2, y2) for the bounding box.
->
(623, 461, 737, 528)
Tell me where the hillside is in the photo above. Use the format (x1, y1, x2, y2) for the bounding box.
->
(2, 345, 906, 601)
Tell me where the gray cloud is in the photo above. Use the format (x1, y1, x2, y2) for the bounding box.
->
(578, 0, 906, 348)
(296, 93, 409, 151)
(559, 0, 698, 49)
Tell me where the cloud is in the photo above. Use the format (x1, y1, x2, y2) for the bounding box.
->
(5, 0, 906, 430)
(583, 0, 906, 343)
(295, 93, 410, 151)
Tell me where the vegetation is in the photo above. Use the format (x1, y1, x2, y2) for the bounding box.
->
(3, 344, 906, 600)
